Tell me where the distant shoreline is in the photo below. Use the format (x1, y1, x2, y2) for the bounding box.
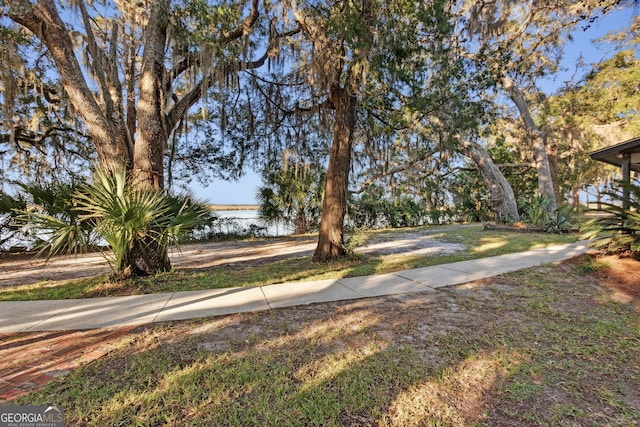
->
(209, 204, 260, 211)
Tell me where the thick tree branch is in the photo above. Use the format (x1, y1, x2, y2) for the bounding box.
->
(77, 1, 117, 119)
(1, 125, 85, 146)
(6, 0, 132, 166)
(221, 0, 260, 43)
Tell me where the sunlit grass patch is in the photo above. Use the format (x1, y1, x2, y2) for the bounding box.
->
(0, 275, 110, 301)
(383, 349, 522, 426)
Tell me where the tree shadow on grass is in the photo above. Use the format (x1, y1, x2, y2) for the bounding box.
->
(17, 262, 640, 426)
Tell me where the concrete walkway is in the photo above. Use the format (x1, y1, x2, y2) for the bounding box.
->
(0, 241, 590, 333)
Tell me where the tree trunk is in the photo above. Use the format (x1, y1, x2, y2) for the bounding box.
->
(313, 87, 356, 262)
(571, 187, 580, 211)
(120, 238, 171, 279)
(294, 208, 311, 234)
(126, 0, 171, 275)
(131, 0, 169, 191)
(459, 138, 520, 222)
(546, 136, 562, 205)
(502, 76, 557, 211)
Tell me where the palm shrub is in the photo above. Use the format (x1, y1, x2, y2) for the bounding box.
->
(519, 194, 574, 233)
(19, 168, 209, 278)
(519, 194, 555, 227)
(581, 181, 640, 256)
(18, 210, 96, 257)
(14, 179, 93, 255)
(257, 164, 324, 235)
(17, 179, 85, 219)
(544, 204, 575, 234)
(76, 168, 209, 277)
(0, 191, 27, 249)
(257, 186, 285, 230)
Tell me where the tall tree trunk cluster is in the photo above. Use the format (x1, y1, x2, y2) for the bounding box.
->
(8, 0, 174, 275)
(7, 0, 172, 184)
(457, 138, 519, 222)
(502, 76, 558, 211)
(132, 0, 169, 191)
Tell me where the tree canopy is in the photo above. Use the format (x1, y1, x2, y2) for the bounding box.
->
(1, 0, 638, 266)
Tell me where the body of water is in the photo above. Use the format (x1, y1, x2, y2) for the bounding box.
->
(0, 210, 294, 251)
(203, 210, 293, 238)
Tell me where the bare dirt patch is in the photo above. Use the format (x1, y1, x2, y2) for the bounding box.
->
(355, 231, 463, 256)
(591, 253, 640, 310)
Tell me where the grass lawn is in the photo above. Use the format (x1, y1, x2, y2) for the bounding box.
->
(13, 254, 640, 426)
(0, 224, 579, 301)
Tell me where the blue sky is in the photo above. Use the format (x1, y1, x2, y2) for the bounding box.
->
(189, 7, 639, 205)
(190, 169, 262, 205)
(538, 6, 639, 93)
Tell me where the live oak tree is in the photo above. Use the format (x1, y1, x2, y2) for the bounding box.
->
(458, 0, 622, 212)
(280, 0, 459, 261)
(2, 0, 287, 275)
(456, 137, 520, 221)
(351, 103, 522, 222)
(367, 73, 521, 222)
(277, 0, 374, 261)
(459, 1, 559, 209)
(363, 0, 626, 223)
(331, 0, 522, 225)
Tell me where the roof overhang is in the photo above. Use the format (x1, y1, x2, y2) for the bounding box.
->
(589, 136, 640, 172)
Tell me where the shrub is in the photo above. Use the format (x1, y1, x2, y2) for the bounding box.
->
(0, 191, 27, 250)
(13, 179, 93, 254)
(519, 194, 574, 233)
(544, 204, 575, 234)
(519, 194, 555, 227)
(581, 181, 640, 256)
(18, 168, 209, 276)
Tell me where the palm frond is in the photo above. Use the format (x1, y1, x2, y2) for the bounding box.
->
(581, 180, 640, 255)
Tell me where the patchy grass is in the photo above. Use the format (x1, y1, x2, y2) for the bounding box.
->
(14, 258, 640, 426)
(0, 275, 111, 301)
(0, 224, 578, 301)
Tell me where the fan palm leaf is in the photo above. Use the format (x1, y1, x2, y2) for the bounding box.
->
(582, 181, 640, 255)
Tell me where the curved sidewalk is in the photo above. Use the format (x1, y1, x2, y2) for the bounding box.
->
(0, 241, 590, 333)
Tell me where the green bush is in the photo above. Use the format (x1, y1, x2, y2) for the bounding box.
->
(519, 194, 574, 233)
(581, 181, 640, 255)
(18, 168, 210, 276)
(257, 164, 324, 234)
(13, 179, 92, 254)
(347, 190, 430, 230)
(519, 194, 555, 227)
